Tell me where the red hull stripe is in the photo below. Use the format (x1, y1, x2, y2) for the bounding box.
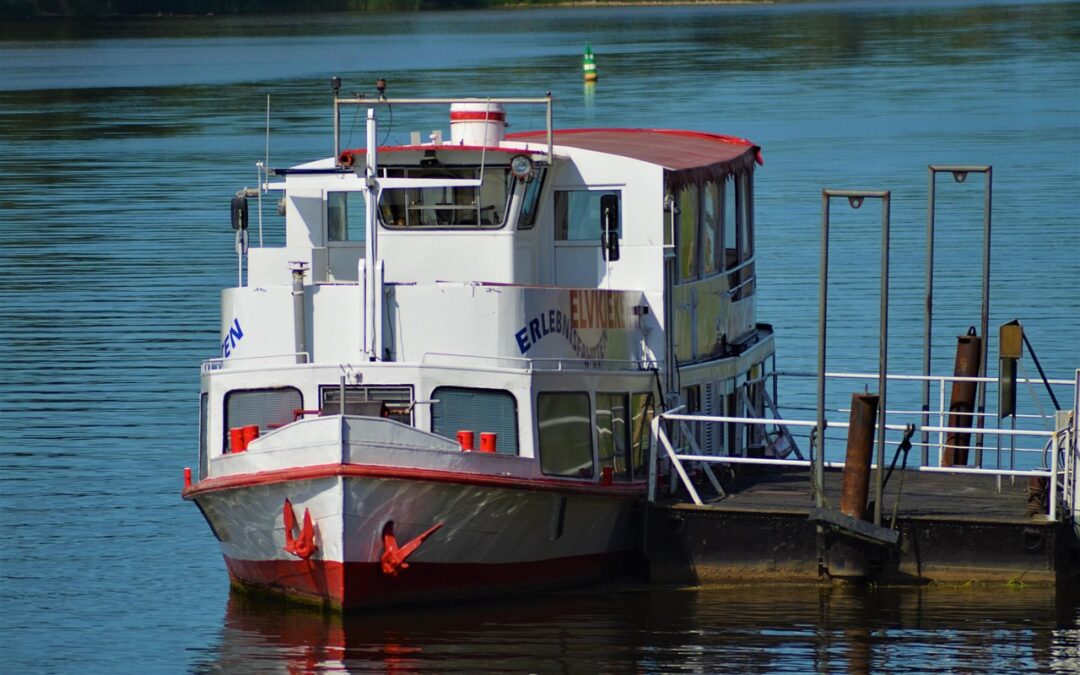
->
(184, 462, 646, 500)
(225, 551, 639, 608)
(450, 111, 506, 122)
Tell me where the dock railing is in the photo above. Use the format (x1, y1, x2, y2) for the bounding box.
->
(649, 369, 1078, 528)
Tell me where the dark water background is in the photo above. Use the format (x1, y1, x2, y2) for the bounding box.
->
(1, 1, 1078, 672)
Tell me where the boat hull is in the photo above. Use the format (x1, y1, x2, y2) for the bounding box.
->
(191, 469, 644, 608)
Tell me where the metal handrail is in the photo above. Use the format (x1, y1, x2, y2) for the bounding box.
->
(333, 95, 554, 166)
(650, 410, 1068, 522)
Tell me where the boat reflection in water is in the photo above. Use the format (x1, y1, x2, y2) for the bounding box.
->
(204, 584, 1079, 673)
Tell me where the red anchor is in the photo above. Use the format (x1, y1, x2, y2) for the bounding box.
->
(283, 498, 318, 560)
(380, 521, 442, 576)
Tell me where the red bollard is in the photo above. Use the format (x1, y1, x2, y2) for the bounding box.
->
(184, 467, 192, 489)
(479, 432, 497, 453)
(242, 425, 260, 448)
(457, 430, 475, 452)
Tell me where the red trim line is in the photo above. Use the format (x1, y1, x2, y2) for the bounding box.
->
(506, 126, 756, 147)
(450, 111, 506, 122)
(184, 462, 647, 500)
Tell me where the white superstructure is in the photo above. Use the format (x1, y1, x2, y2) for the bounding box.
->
(184, 88, 776, 608)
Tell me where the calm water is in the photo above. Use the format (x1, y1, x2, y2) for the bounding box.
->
(1, 1, 1078, 672)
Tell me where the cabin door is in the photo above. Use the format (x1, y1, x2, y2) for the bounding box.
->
(553, 188, 621, 287)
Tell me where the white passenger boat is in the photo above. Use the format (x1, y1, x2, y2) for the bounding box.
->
(183, 84, 776, 608)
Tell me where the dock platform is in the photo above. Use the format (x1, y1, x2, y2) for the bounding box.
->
(646, 466, 1077, 585)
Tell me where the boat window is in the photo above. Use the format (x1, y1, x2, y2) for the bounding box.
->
(677, 184, 699, 282)
(554, 190, 620, 241)
(723, 176, 738, 271)
(327, 192, 366, 243)
(701, 181, 720, 276)
(537, 392, 594, 478)
(630, 392, 654, 480)
(596, 393, 631, 481)
(730, 172, 755, 300)
(517, 168, 547, 230)
(379, 166, 512, 228)
(224, 387, 303, 452)
(320, 385, 413, 425)
(431, 387, 518, 455)
(199, 392, 209, 478)
(738, 173, 754, 263)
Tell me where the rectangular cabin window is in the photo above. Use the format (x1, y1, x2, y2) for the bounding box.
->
(327, 192, 366, 243)
(431, 387, 518, 455)
(701, 181, 720, 276)
(676, 184, 699, 282)
(199, 392, 209, 479)
(732, 173, 755, 299)
(554, 190, 620, 241)
(538, 392, 594, 478)
(320, 385, 413, 426)
(379, 166, 512, 228)
(517, 168, 546, 230)
(224, 387, 303, 452)
(596, 393, 631, 481)
(723, 176, 738, 271)
(630, 392, 654, 479)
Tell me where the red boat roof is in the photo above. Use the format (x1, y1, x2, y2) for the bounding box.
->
(506, 128, 763, 172)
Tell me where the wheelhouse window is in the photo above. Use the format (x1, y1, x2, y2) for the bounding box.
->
(224, 387, 303, 452)
(327, 191, 366, 243)
(538, 392, 594, 478)
(517, 168, 547, 230)
(596, 393, 631, 481)
(379, 166, 512, 228)
(320, 385, 413, 425)
(431, 387, 518, 455)
(554, 190, 620, 241)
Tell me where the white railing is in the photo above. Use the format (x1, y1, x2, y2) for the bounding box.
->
(772, 370, 1071, 468)
(201, 351, 310, 373)
(648, 369, 1077, 526)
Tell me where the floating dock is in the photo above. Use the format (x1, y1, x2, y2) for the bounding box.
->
(643, 171, 1078, 587)
(647, 465, 1076, 585)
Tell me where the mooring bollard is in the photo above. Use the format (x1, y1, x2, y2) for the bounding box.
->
(826, 393, 880, 581)
(943, 328, 982, 466)
(840, 393, 879, 520)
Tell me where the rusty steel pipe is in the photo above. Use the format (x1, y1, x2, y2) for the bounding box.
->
(942, 330, 982, 466)
(840, 393, 879, 520)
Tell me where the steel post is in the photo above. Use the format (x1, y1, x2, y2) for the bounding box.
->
(927, 165, 993, 465)
(822, 190, 891, 526)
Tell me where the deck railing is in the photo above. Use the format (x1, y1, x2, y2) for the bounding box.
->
(648, 369, 1079, 527)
